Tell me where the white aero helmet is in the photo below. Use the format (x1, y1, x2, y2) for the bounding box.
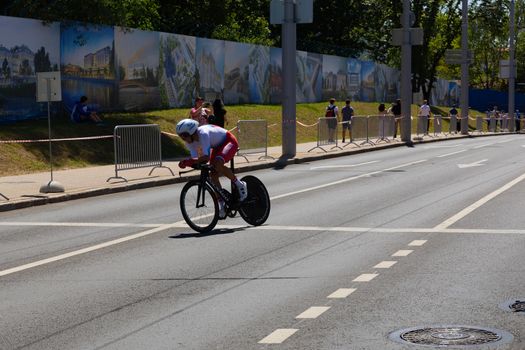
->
(176, 119, 199, 136)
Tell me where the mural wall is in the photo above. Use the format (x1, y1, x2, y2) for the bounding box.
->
(0, 16, 60, 122)
(0, 14, 460, 123)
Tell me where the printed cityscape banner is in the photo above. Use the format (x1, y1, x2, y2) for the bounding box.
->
(159, 33, 196, 108)
(0, 15, 60, 122)
(61, 23, 117, 111)
(0, 14, 463, 123)
(115, 27, 160, 111)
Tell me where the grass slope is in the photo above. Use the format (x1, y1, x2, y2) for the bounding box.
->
(0, 102, 475, 176)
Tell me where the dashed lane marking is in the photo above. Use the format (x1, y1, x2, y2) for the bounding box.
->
(353, 273, 378, 282)
(392, 250, 413, 257)
(409, 240, 427, 246)
(296, 306, 331, 319)
(374, 261, 397, 269)
(327, 288, 356, 299)
(258, 329, 298, 344)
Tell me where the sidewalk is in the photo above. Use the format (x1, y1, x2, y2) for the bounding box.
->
(0, 134, 472, 212)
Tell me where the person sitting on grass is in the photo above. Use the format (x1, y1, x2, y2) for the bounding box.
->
(71, 96, 103, 124)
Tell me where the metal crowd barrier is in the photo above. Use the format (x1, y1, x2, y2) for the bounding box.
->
(308, 117, 342, 152)
(236, 119, 273, 161)
(107, 124, 173, 182)
(374, 114, 393, 143)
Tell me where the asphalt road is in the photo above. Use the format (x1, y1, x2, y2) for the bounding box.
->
(0, 135, 524, 350)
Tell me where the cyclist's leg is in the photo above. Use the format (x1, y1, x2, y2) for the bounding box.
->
(210, 134, 247, 200)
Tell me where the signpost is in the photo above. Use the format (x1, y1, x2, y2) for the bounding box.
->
(271, 0, 313, 158)
(36, 71, 64, 193)
(391, 0, 424, 143)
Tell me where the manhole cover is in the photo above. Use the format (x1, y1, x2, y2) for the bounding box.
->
(500, 299, 525, 313)
(390, 325, 514, 348)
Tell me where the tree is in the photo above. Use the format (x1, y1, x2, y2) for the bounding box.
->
(1, 0, 160, 30)
(411, 0, 462, 101)
(468, 0, 509, 90)
(34, 46, 52, 72)
(2, 58, 10, 79)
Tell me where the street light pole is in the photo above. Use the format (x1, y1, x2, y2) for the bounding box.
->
(508, 0, 516, 131)
(282, 0, 297, 157)
(460, 0, 470, 134)
(401, 0, 412, 142)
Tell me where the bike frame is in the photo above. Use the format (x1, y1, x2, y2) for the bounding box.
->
(194, 159, 238, 212)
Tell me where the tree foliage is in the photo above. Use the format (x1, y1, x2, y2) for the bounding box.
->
(1, 0, 523, 96)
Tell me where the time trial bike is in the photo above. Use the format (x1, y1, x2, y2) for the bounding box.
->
(179, 162, 270, 233)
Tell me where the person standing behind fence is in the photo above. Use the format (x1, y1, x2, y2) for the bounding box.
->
(325, 98, 339, 142)
(449, 105, 460, 132)
(341, 99, 354, 143)
(189, 96, 208, 126)
(391, 99, 401, 138)
(209, 98, 227, 128)
(419, 99, 431, 134)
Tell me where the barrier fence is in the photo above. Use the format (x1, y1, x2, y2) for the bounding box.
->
(236, 120, 273, 161)
(107, 124, 173, 182)
(308, 117, 343, 152)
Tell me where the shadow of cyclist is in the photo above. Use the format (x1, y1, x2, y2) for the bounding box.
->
(169, 226, 249, 238)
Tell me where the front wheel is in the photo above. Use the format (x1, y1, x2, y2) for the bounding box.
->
(180, 180, 219, 233)
(239, 175, 270, 226)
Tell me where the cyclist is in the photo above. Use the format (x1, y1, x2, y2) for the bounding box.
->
(176, 119, 247, 218)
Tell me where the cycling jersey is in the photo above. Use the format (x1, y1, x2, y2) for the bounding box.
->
(186, 124, 238, 162)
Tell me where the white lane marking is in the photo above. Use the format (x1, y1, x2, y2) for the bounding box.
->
(434, 172, 525, 230)
(424, 144, 463, 149)
(310, 161, 379, 170)
(296, 306, 331, 319)
(216, 224, 525, 235)
(374, 261, 397, 269)
(2, 222, 525, 278)
(436, 150, 466, 158)
(392, 250, 413, 257)
(271, 159, 427, 200)
(0, 223, 176, 278)
(353, 273, 378, 282)
(327, 288, 356, 298)
(258, 329, 298, 344)
(473, 143, 493, 149)
(457, 159, 487, 168)
(0, 222, 160, 228)
(409, 240, 427, 246)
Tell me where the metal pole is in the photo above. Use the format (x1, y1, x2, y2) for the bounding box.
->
(282, 0, 297, 157)
(508, 0, 516, 132)
(460, 0, 470, 134)
(401, 0, 412, 142)
(47, 91, 54, 182)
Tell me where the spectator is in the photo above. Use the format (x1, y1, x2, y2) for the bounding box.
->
(70, 96, 103, 124)
(209, 98, 227, 128)
(189, 96, 207, 126)
(419, 99, 431, 134)
(325, 97, 338, 142)
(341, 99, 354, 143)
(489, 105, 500, 130)
(449, 105, 460, 133)
(391, 99, 401, 138)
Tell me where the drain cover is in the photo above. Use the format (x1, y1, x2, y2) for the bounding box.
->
(390, 325, 514, 348)
(500, 299, 525, 313)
